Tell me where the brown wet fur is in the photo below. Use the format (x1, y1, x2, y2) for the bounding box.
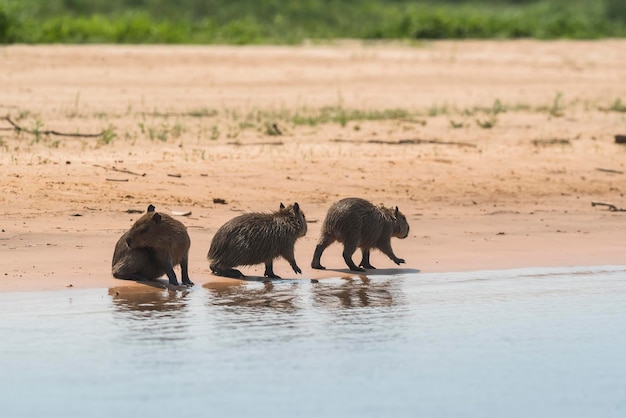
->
(311, 197, 410, 272)
(112, 206, 193, 286)
(208, 203, 307, 279)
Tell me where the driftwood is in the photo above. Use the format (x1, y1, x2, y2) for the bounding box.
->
(532, 138, 571, 146)
(595, 167, 624, 175)
(3, 116, 105, 138)
(227, 141, 284, 146)
(331, 138, 476, 148)
(93, 164, 146, 177)
(591, 202, 626, 212)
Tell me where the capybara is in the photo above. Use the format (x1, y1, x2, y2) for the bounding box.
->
(112, 204, 193, 286)
(311, 197, 410, 272)
(208, 202, 307, 279)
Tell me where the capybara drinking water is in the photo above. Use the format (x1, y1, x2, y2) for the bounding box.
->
(112, 204, 193, 286)
(311, 197, 410, 272)
(208, 202, 307, 279)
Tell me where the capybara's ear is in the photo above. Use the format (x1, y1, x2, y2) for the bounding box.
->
(152, 213, 162, 224)
(280, 202, 285, 210)
(293, 202, 300, 214)
(395, 206, 399, 217)
(147, 204, 155, 212)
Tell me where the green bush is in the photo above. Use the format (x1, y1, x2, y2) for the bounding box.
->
(1, 0, 625, 44)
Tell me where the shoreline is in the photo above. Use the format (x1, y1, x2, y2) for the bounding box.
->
(2, 206, 625, 293)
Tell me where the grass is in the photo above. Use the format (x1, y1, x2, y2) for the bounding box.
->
(1, 0, 625, 44)
(6, 95, 625, 147)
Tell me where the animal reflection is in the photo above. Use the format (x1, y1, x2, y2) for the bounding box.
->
(312, 276, 395, 309)
(108, 285, 190, 319)
(204, 281, 298, 311)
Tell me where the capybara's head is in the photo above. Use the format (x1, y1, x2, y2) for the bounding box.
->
(125, 212, 164, 249)
(279, 202, 307, 238)
(392, 206, 410, 239)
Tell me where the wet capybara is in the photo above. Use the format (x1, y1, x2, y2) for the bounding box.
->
(208, 202, 307, 279)
(112, 205, 193, 287)
(311, 197, 410, 272)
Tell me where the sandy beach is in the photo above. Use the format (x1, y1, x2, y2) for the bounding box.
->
(1, 40, 625, 292)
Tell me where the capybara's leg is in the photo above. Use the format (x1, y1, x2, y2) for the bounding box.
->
(378, 240, 405, 266)
(180, 256, 194, 286)
(359, 248, 376, 269)
(228, 269, 245, 278)
(282, 249, 302, 275)
(163, 262, 181, 286)
(311, 234, 334, 269)
(264, 261, 281, 279)
(210, 263, 244, 279)
(342, 241, 364, 272)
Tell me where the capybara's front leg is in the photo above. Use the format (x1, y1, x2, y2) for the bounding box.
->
(180, 257, 194, 286)
(264, 261, 281, 279)
(163, 263, 180, 286)
(379, 240, 405, 266)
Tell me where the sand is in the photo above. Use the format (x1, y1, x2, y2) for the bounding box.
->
(1, 40, 625, 292)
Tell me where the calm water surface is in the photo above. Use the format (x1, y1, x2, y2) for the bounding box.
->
(1, 266, 625, 417)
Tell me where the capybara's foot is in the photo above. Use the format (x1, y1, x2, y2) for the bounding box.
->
(264, 272, 282, 279)
(394, 258, 406, 265)
(349, 266, 366, 272)
(359, 262, 376, 269)
(311, 262, 326, 270)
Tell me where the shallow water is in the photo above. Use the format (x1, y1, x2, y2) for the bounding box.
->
(1, 266, 626, 417)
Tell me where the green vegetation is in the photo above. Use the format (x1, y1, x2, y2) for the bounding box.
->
(0, 0, 624, 44)
(6, 95, 626, 146)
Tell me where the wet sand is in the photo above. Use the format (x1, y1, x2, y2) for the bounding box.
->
(1, 41, 626, 292)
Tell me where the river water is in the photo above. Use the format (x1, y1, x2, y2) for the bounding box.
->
(1, 266, 625, 417)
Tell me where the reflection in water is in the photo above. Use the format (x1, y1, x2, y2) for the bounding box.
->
(108, 286, 190, 318)
(312, 275, 396, 309)
(108, 285, 191, 342)
(204, 281, 299, 311)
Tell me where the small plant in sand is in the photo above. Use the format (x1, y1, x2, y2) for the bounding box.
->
(427, 104, 450, 117)
(187, 108, 218, 118)
(476, 116, 497, 129)
(449, 120, 465, 129)
(264, 122, 282, 136)
(30, 119, 44, 143)
(210, 125, 220, 140)
(548, 92, 565, 117)
(98, 125, 117, 146)
(606, 98, 626, 113)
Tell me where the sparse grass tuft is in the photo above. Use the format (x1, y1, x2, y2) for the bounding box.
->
(98, 124, 117, 146)
(605, 98, 626, 112)
(476, 117, 497, 129)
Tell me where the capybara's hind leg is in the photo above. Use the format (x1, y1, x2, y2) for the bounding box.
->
(342, 241, 364, 272)
(113, 251, 160, 281)
(210, 263, 244, 279)
(180, 257, 194, 286)
(311, 234, 334, 269)
(358, 248, 376, 269)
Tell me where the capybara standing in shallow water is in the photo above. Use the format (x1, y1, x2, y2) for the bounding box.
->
(112, 205, 193, 287)
(208, 203, 307, 279)
(311, 197, 410, 272)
